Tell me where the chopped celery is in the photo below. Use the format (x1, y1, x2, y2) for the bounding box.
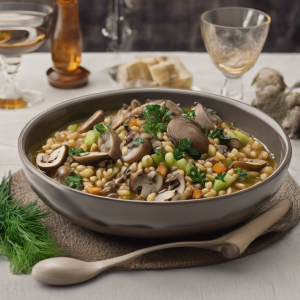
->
(185, 162, 194, 175)
(205, 174, 215, 182)
(67, 123, 79, 132)
(225, 129, 237, 139)
(223, 173, 236, 189)
(232, 130, 249, 146)
(175, 158, 188, 172)
(221, 158, 233, 168)
(84, 130, 101, 149)
(212, 180, 227, 192)
(165, 152, 175, 169)
(111, 167, 120, 178)
(151, 152, 165, 167)
(207, 144, 216, 157)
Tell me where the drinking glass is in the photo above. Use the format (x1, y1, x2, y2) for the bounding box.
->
(0, 2, 53, 109)
(201, 7, 270, 100)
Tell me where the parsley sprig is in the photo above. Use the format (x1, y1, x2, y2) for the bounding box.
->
(182, 108, 196, 119)
(189, 166, 208, 186)
(234, 168, 249, 181)
(215, 172, 227, 182)
(69, 148, 85, 157)
(208, 129, 230, 140)
(64, 174, 83, 190)
(205, 107, 217, 114)
(173, 138, 199, 160)
(133, 137, 145, 146)
(94, 123, 115, 135)
(143, 104, 172, 139)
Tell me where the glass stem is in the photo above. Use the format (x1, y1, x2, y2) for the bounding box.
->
(0, 56, 23, 100)
(221, 76, 243, 101)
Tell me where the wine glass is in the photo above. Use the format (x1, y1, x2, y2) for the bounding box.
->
(0, 2, 53, 109)
(200, 7, 270, 100)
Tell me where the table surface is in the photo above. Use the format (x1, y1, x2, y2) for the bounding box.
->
(0, 52, 299, 300)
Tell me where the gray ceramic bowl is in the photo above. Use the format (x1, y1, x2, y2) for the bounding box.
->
(18, 88, 292, 238)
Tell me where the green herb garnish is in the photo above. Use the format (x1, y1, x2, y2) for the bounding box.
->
(155, 150, 166, 157)
(94, 123, 115, 135)
(230, 121, 236, 128)
(64, 174, 83, 190)
(205, 107, 217, 114)
(189, 166, 208, 186)
(133, 137, 145, 146)
(69, 148, 85, 157)
(124, 124, 131, 131)
(208, 129, 230, 140)
(173, 138, 199, 160)
(182, 108, 196, 119)
(0, 172, 63, 274)
(215, 172, 227, 182)
(143, 104, 172, 139)
(234, 168, 249, 181)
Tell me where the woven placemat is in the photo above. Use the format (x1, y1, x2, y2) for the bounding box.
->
(10, 169, 300, 269)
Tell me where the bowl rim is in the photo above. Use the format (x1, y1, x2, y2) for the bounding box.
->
(18, 88, 292, 205)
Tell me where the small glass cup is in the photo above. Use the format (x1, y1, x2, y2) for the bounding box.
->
(201, 7, 270, 100)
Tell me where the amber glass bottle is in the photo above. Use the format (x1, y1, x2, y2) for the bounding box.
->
(52, 0, 82, 73)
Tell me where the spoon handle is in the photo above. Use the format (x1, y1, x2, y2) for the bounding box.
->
(219, 199, 292, 255)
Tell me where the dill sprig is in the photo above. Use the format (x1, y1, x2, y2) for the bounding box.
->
(0, 172, 63, 274)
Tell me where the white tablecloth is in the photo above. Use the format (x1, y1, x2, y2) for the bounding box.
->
(0, 52, 299, 300)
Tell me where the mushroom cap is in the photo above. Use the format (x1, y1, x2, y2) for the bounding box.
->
(153, 190, 181, 202)
(36, 145, 68, 171)
(226, 138, 242, 150)
(123, 138, 152, 164)
(166, 173, 185, 194)
(78, 110, 104, 133)
(232, 159, 268, 171)
(192, 103, 216, 134)
(55, 165, 73, 183)
(129, 170, 163, 197)
(98, 132, 122, 161)
(167, 116, 209, 154)
(208, 112, 222, 126)
(73, 152, 110, 165)
(110, 114, 125, 130)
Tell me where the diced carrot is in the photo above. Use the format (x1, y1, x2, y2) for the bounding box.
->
(212, 162, 227, 174)
(193, 189, 202, 199)
(86, 186, 101, 195)
(130, 120, 138, 127)
(157, 163, 168, 178)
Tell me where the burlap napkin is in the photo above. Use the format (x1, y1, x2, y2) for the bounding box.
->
(10, 169, 300, 269)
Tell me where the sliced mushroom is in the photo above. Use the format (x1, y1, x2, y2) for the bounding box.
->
(98, 132, 122, 161)
(126, 130, 140, 141)
(218, 145, 228, 157)
(139, 133, 154, 140)
(78, 110, 105, 133)
(123, 138, 152, 164)
(205, 156, 221, 165)
(55, 165, 73, 183)
(73, 152, 110, 165)
(97, 159, 113, 168)
(107, 193, 118, 198)
(153, 190, 181, 202)
(152, 139, 162, 152)
(129, 170, 163, 197)
(192, 103, 216, 134)
(208, 112, 223, 126)
(232, 159, 268, 171)
(226, 138, 242, 150)
(154, 173, 185, 201)
(110, 114, 125, 130)
(131, 99, 141, 108)
(167, 116, 209, 154)
(115, 167, 131, 184)
(36, 145, 68, 171)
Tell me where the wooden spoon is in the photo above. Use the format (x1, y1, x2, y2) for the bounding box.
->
(32, 199, 291, 286)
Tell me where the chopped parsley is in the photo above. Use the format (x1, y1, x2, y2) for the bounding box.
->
(215, 172, 227, 182)
(230, 121, 236, 128)
(234, 168, 249, 181)
(64, 174, 83, 190)
(189, 166, 208, 186)
(182, 108, 196, 119)
(124, 124, 131, 131)
(173, 138, 199, 160)
(133, 137, 145, 146)
(205, 107, 217, 114)
(68, 148, 84, 157)
(208, 129, 230, 140)
(94, 123, 115, 135)
(155, 150, 166, 157)
(143, 104, 172, 139)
